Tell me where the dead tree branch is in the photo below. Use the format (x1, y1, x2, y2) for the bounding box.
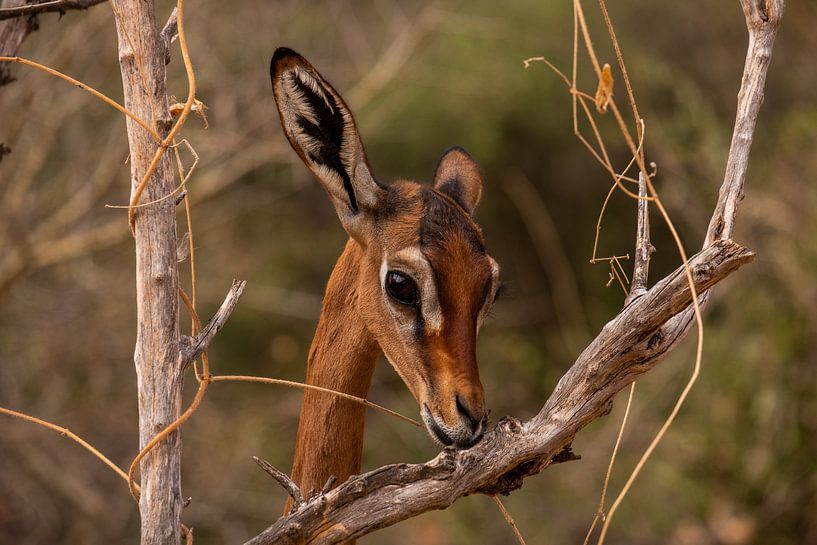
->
(0, 0, 109, 88)
(110, 1, 183, 544)
(0, 0, 106, 21)
(254, 457, 304, 513)
(626, 172, 653, 303)
(705, 0, 784, 246)
(243, 1, 782, 543)
(160, 7, 177, 65)
(179, 279, 247, 368)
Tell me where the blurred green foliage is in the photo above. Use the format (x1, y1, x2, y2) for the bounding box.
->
(1, 1, 815, 544)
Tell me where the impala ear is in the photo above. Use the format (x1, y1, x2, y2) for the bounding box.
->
(270, 47, 384, 239)
(433, 147, 483, 215)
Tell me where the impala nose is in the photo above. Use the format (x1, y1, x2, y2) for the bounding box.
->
(422, 397, 486, 449)
(456, 395, 482, 434)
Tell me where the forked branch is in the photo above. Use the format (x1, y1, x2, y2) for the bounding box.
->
(0, 0, 107, 22)
(179, 279, 247, 368)
(243, 1, 781, 543)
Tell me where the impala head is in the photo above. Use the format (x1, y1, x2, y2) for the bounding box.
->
(271, 48, 501, 448)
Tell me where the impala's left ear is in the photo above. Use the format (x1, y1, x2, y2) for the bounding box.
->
(433, 147, 483, 215)
(270, 47, 384, 241)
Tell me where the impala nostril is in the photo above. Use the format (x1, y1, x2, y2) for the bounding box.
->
(455, 395, 480, 432)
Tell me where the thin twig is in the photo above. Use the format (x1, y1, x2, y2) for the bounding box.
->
(597, 0, 642, 141)
(592, 120, 645, 265)
(179, 279, 247, 368)
(491, 495, 528, 545)
(104, 139, 199, 209)
(582, 381, 635, 545)
(0, 406, 137, 491)
(626, 172, 653, 303)
(160, 7, 178, 65)
(253, 457, 304, 512)
(210, 375, 422, 428)
(320, 475, 337, 495)
(0, 56, 160, 141)
(0, 0, 107, 21)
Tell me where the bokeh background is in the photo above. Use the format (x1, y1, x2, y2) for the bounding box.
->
(1, 1, 815, 544)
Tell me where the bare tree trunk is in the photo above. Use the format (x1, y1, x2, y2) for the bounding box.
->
(111, 2, 182, 545)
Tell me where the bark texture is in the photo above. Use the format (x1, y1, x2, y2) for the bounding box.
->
(110, 2, 182, 545)
(0, 0, 35, 87)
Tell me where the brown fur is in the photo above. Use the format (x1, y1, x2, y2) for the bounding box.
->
(289, 186, 496, 506)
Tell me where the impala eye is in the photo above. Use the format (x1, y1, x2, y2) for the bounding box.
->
(385, 271, 418, 306)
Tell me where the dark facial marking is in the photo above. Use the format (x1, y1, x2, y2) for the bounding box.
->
(414, 307, 425, 339)
(419, 188, 485, 254)
(371, 183, 406, 222)
(290, 74, 358, 213)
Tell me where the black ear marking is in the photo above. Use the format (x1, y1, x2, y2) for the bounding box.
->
(433, 146, 483, 215)
(271, 47, 387, 241)
(271, 47, 368, 214)
(289, 74, 358, 212)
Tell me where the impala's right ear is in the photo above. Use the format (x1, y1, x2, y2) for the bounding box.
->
(270, 47, 384, 240)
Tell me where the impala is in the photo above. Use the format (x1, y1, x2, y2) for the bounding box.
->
(270, 48, 501, 502)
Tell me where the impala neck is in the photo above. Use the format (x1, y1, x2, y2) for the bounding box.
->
(289, 239, 380, 506)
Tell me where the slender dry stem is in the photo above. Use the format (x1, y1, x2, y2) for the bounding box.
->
(492, 495, 528, 545)
(0, 56, 159, 140)
(0, 406, 136, 490)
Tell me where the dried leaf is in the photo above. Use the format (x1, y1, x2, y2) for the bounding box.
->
(177, 231, 190, 263)
(169, 98, 209, 129)
(595, 63, 614, 113)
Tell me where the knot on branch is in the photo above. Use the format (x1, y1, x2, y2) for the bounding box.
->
(476, 445, 580, 496)
(742, 0, 785, 28)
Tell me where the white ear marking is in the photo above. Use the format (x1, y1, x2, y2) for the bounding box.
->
(294, 67, 335, 114)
